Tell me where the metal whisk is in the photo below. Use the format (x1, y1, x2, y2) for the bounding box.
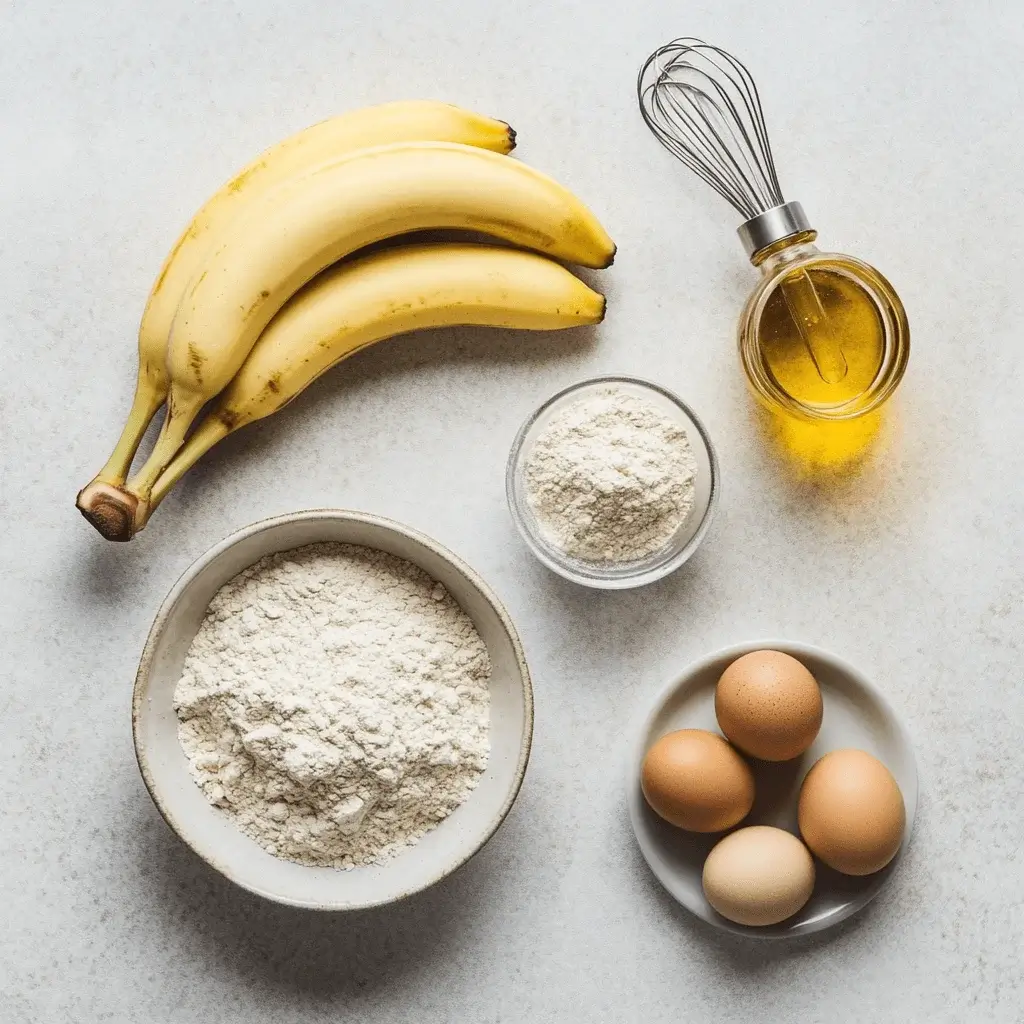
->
(637, 37, 811, 258)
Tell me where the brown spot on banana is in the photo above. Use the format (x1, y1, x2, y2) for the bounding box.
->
(187, 343, 205, 385)
(182, 269, 208, 305)
(242, 289, 272, 322)
(217, 408, 241, 431)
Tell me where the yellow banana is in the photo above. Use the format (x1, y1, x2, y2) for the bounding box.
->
(119, 141, 615, 511)
(126, 243, 604, 536)
(78, 101, 515, 503)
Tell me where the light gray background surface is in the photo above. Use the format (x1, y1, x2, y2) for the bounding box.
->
(2, 1, 1021, 1021)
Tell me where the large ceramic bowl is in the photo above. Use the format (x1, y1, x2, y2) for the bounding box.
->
(134, 509, 533, 910)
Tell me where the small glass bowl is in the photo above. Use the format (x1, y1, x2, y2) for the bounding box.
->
(505, 376, 719, 589)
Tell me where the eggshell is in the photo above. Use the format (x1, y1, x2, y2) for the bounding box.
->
(702, 826, 816, 927)
(715, 650, 823, 761)
(798, 748, 906, 875)
(640, 729, 754, 832)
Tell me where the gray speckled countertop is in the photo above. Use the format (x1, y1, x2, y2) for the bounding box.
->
(2, 1, 1022, 1021)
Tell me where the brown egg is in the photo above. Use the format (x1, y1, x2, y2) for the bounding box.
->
(641, 729, 754, 832)
(702, 826, 816, 927)
(715, 650, 823, 761)
(798, 748, 906, 875)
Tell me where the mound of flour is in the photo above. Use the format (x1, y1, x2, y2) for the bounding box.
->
(524, 386, 698, 562)
(173, 542, 491, 869)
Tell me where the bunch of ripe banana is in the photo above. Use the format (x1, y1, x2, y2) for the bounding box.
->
(76, 100, 614, 541)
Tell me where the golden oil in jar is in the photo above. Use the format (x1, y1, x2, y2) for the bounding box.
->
(759, 268, 885, 406)
(738, 235, 909, 465)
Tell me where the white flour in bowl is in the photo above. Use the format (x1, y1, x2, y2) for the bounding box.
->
(524, 386, 697, 563)
(173, 542, 491, 870)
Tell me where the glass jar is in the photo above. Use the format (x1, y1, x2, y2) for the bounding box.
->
(738, 232, 910, 422)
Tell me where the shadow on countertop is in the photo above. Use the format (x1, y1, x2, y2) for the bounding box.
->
(132, 799, 502, 1001)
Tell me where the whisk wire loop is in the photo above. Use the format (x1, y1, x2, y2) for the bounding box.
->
(638, 38, 786, 221)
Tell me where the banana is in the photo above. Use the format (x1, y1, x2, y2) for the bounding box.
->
(118, 141, 615, 510)
(125, 243, 604, 536)
(78, 101, 515, 505)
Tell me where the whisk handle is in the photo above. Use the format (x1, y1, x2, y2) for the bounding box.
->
(738, 202, 812, 259)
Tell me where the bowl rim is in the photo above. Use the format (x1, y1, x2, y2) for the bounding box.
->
(627, 638, 918, 939)
(132, 507, 535, 910)
(505, 374, 720, 590)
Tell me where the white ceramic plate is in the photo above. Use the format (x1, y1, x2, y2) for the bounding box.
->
(627, 640, 917, 938)
(134, 510, 533, 910)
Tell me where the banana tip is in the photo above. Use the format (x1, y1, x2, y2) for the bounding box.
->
(76, 482, 139, 542)
(505, 123, 517, 151)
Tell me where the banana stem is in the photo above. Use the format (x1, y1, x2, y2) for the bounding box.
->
(143, 416, 233, 524)
(126, 391, 205, 500)
(76, 367, 165, 541)
(92, 370, 167, 487)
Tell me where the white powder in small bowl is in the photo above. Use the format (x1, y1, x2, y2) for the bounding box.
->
(523, 386, 697, 563)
